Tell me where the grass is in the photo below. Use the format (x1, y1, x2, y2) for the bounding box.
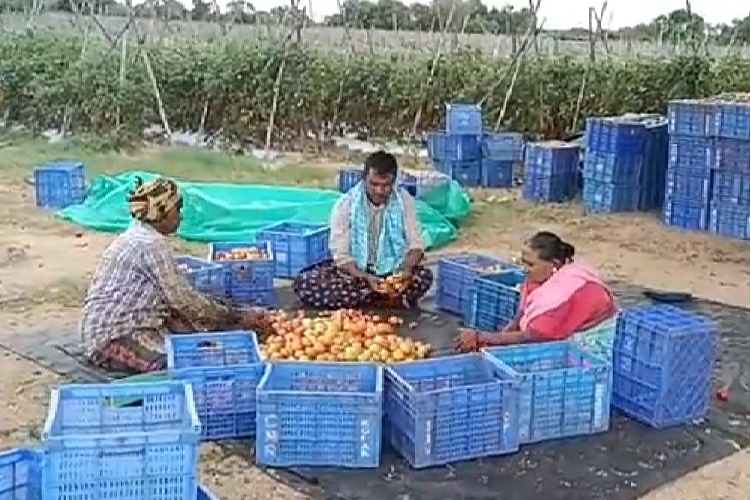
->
(0, 134, 341, 188)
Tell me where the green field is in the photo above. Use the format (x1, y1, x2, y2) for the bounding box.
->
(0, 13, 749, 146)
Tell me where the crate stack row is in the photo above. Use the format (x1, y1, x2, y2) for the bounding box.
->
(436, 251, 718, 429)
(171, 330, 609, 469)
(426, 103, 525, 188)
(582, 115, 668, 213)
(176, 222, 331, 307)
(665, 95, 750, 239)
(522, 141, 581, 203)
(7, 303, 715, 497)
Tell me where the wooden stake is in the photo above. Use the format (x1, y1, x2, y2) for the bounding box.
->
(264, 59, 286, 161)
(410, 3, 456, 139)
(142, 47, 172, 137)
(116, 29, 128, 130)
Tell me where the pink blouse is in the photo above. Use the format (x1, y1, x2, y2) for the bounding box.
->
(521, 281, 616, 341)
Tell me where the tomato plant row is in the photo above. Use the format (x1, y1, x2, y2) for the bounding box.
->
(0, 33, 747, 144)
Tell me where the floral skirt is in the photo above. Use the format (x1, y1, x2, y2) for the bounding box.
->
(90, 330, 167, 375)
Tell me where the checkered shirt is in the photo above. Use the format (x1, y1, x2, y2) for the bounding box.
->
(80, 221, 233, 356)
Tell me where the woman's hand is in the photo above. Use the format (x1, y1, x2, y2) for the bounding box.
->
(238, 307, 274, 339)
(455, 328, 481, 353)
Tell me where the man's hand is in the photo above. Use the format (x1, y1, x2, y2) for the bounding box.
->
(366, 275, 384, 292)
(402, 249, 424, 278)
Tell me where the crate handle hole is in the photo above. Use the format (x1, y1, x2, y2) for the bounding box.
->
(99, 448, 146, 458)
(198, 340, 222, 349)
(103, 397, 144, 408)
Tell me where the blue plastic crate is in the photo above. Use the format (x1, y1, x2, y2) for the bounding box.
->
(175, 256, 225, 297)
(713, 99, 750, 140)
(668, 135, 713, 172)
(426, 133, 482, 162)
(197, 484, 220, 500)
(662, 198, 709, 231)
(664, 169, 712, 202)
(432, 159, 482, 187)
(613, 306, 717, 428)
(207, 241, 276, 305)
(338, 168, 362, 192)
(33, 161, 87, 209)
(524, 141, 580, 178)
(582, 151, 643, 184)
(171, 364, 264, 441)
(712, 171, 750, 205)
(481, 159, 514, 188)
(256, 362, 383, 468)
(0, 449, 41, 500)
(436, 254, 518, 318)
(384, 354, 519, 468)
(667, 100, 716, 137)
(713, 138, 750, 173)
(445, 103, 483, 135)
(522, 173, 577, 203)
(2, 448, 217, 500)
(42, 382, 201, 500)
(709, 203, 750, 240)
(583, 181, 640, 213)
(166, 331, 263, 441)
(585, 117, 647, 155)
(166, 330, 261, 369)
(483, 342, 612, 444)
(641, 118, 669, 210)
(468, 270, 526, 331)
(481, 132, 524, 161)
(257, 222, 330, 279)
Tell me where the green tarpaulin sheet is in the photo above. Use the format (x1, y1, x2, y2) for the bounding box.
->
(58, 171, 471, 249)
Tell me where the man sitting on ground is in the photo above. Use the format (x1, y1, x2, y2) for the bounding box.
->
(80, 177, 268, 374)
(294, 151, 433, 309)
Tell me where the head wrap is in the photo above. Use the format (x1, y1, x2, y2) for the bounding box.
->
(128, 177, 181, 223)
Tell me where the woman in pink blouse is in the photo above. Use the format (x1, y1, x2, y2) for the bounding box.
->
(456, 231, 617, 358)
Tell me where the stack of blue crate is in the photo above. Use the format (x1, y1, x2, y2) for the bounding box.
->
(664, 99, 716, 231)
(618, 113, 669, 210)
(643, 117, 670, 210)
(582, 117, 647, 213)
(480, 132, 525, 188)
(522, 141, 580, 203)
(665, 94, 750, 239)
(427, 103, 483, 187)
(708, 94, 750, 240)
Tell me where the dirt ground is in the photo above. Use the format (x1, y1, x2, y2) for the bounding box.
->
(0, 153, 748, 499)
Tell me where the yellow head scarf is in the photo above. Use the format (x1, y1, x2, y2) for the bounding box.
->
(128, 177, 181, 223)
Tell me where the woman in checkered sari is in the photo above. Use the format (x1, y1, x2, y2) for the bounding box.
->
(80, 177, 271, 374)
